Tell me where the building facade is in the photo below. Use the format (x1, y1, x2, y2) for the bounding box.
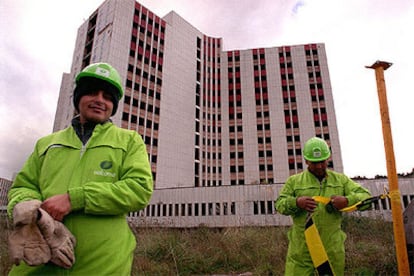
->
(54, 0, 342, 191)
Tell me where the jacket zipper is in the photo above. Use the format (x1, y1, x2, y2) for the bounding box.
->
(80, 124, 86, 158)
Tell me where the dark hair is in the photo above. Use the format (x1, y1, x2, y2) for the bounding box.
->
(73, 77, 119, 115)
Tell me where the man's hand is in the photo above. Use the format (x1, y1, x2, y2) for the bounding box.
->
(296, 196, 317, 212)
(330, 195, 348, 210)
(41, 194, 71, 222)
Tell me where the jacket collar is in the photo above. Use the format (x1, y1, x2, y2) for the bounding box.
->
(71, 116, 111, 145)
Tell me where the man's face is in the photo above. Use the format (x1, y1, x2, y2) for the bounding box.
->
(306, 159, 328, 178)
(78, 90, 114, 124)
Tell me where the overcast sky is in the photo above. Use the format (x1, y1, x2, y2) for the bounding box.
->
(1, 0, 413, 180)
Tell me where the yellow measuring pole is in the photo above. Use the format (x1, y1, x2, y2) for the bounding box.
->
(366, 60, 409, 275)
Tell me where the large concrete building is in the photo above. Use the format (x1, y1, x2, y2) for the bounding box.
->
(55, 0, 342, 189)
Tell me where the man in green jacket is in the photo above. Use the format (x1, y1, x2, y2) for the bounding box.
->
(8, 62, 154, 275)
(275, 137, 371, 276)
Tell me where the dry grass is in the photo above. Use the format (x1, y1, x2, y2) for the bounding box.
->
(132, 226, 289, 275)
(1, 214, 397, 275)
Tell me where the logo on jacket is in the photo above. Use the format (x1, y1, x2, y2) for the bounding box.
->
(100, 160, 113, 170)
(94, 160, 116, 178)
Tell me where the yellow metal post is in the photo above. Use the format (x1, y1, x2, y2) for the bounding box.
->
(366, 60, 410, 275)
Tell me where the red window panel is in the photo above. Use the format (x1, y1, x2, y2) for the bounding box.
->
(236, 83, 241, 90)
(283, 91, 288, 98)
(282, 79, 287, 86)
(260, 59, 265, 65)
(304, 44, 310, 50)
(228, 73, 233, 78)
(158, 57, 163, 65)
(229, 107, 234, 114)
(292, 115, 298, 123)
(132, 28, 138, 36)
(236, 94, 242, 101)
(254, 71, 259, 77)
(288, 68, 293, 74)
(228, 83, 234, 90)
(280, 68, 286, 74)
(134, 15, 139, 22)
(262, 81, 267, 88)
(130, 42, 136, 49)
(318, 89, 324, 96)
(290, 91, 295, 98)
(321, 114, 328, 121)
(142, 7, 148, 14)
(314, 114, 319, 121)
(235, 71, 240, 78)
(285, 116, 291, 123)
(259, 48, 265, 54)
(310, 89, 316, 96)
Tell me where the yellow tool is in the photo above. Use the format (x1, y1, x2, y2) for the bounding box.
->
(312, 188, 389, 212)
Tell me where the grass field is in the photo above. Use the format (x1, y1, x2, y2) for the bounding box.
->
(1, 214, 397, 275)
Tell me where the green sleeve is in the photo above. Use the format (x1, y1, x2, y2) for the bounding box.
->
(275, 176, 300, 215)
(343, 175, 372, 206)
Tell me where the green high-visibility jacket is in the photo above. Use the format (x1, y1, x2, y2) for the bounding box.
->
(275, 169, 371, 276)
(8, 122, 153, 275)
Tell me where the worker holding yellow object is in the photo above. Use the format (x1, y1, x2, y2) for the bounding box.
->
(275, 137, 372, 275)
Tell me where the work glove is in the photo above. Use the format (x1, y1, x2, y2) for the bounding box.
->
(37, 208, 76, 269)
(8, 200, 51, 266)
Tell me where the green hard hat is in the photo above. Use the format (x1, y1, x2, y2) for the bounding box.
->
(76, 62, 124, 99)
(303, 137, 331, 162)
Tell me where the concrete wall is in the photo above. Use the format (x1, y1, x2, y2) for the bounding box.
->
(2, 177, 413, 227)
(129, 178, 414, 228)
